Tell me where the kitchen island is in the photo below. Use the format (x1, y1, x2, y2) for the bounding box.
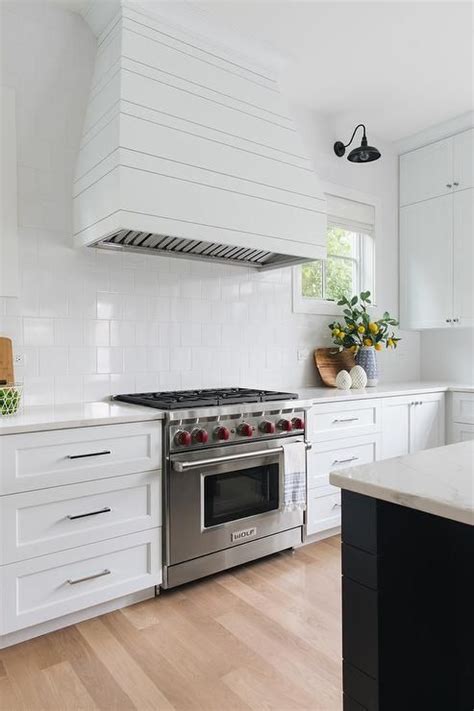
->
(330, 441, 473, 711)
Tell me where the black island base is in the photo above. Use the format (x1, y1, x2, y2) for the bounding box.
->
(340, 490, 473, 711)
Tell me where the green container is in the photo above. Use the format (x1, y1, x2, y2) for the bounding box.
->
(0, 384, 23, 416)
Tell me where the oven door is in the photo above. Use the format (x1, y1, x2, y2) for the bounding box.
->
(167, 437, 305, 565)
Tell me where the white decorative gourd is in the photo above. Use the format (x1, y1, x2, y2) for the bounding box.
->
(335, 370, 352, 390)
(350, 365, 368, 389)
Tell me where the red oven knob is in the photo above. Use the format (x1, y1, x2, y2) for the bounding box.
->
(292, 417, 304, 430)
(260, 420, 276, 434)
(174, 430, 192, 447)
(215, 426, 230, 441)
(193, 428, 209, 444)
(238, 422, 253, 437)
(278, 418, 293, 432)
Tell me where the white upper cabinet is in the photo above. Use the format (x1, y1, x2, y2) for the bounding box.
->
(0, 86, 19, 298)
(399, 128, 474, 329)
(453, 188, 474, 327)
(400, 129, 473, 206)
(399, 137, 453, 206)
(453, 129, 474, 192)
(400, 194, 453, 329)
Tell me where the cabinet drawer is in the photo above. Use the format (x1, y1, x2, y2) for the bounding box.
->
(452, 392, 474, 424)
(307, 401, 380, 443)
(452, 422, 474, 442)
(0, 471, 161, 564)
(0, 528, 161, 634)
(307, 435, 379, 490)
(306, 488, 341, 536)
(0, 422, 161, 494)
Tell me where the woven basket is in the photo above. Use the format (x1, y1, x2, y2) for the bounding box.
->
(0, 383, 23, 416)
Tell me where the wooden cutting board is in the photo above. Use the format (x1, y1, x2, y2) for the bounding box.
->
(0, 337, 14, 384)
(314, 347, 355, 387)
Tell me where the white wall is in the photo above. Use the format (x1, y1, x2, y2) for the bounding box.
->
(0, 2, 420, 406)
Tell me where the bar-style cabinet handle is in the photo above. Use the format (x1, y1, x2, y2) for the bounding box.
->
(66, 507, 111, 521)
(67, 450, 111, 460)
(332, 456, 359, 465)
(333, 417, 359, 424)
(332, 502, 342, 510)
(66, 569, 111, 585)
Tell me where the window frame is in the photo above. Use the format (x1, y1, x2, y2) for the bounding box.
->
(292, 183, 378, 316)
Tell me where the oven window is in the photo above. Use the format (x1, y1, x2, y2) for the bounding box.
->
(204, 464, 279, 528)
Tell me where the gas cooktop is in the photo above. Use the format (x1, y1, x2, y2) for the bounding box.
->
(113, 387, 299, 410)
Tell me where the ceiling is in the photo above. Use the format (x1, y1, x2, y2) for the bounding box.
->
(54, 0, 473, 142)
(192, 0, 473, 142)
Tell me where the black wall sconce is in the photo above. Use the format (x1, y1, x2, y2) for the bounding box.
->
(334, 124, 381, 163)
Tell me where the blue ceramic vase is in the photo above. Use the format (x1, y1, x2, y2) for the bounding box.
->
(356, 346, 378, 386)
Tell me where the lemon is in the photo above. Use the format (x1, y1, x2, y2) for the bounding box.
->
(364, 338, 373, 347)
(368, 322, 379, 334)
(387, 338, 394, 348)
(350, 345, 358, 353)
(374, 343, 383, 351)
(332, 328, 340, 337)
(357, 325, 365, 334)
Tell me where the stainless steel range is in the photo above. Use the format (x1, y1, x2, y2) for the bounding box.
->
(114, 388, 309, 588)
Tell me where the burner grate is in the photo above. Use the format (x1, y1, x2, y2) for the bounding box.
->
(113, 388, 299, 410)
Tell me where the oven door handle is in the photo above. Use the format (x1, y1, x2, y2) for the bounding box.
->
(171, 442, 312, 472)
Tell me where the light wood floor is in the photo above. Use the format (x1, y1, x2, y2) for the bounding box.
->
(0, 536, 342, 711)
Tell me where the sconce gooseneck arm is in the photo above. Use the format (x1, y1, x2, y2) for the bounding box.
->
(343, 123, 367, 148)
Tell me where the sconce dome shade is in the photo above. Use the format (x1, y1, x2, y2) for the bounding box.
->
(334, 124, 381, 163)
(347, 143, 381, 163)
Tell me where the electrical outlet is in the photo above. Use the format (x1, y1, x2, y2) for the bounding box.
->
(297, 348, 310, 361)
(14, 353, 24, 366)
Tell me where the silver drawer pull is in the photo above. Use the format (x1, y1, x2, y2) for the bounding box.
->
(67, 507, 111, 521)
(67, 450, 111, 460)
(332, 456, 359, 465)
(332, 502, 342, 510)
(67, 569, 111, 585)
(332, 417, 359, 424)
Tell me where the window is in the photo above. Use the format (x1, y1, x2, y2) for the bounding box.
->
(293, 192, 375, 315)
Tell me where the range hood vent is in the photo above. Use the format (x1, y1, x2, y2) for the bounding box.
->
(98, 228, 308, 270)
(75, 1, 327, 270)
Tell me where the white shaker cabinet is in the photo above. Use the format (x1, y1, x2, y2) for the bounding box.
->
(400, 129, 473, 206)
(448, 391, 474, 443)
(380, 393, 445, 459)
(453, 188, 474, 327)
(0, 85, 19, 298)
(453, 129, 474, 192)
(400, 194, 453, 329)
(400, 136, 453, 206)
(400, 128, 474, 330)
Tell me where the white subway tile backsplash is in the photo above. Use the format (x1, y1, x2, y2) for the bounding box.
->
(97, 292, 122, 320)
(68, 346, 97, 374)
(23, 317, 54, 346)
(97, 347, 123, 374)
(54, 318, 83, 346)
(84, 319, 110, 346)
(39, 346, 68, 376)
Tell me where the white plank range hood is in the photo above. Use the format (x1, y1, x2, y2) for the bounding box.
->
(74, 1, 327, 270)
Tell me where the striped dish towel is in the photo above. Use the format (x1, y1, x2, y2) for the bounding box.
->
(280, 440, 306, 512)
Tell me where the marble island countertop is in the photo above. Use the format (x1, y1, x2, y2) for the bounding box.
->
(330, 440, 474, 525)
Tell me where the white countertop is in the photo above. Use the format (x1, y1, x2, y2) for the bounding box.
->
(330, 441, 474, 526)
(0, 401, 164, 435)
(292, 381, 472, 404)
(0, 381, 471, 435)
